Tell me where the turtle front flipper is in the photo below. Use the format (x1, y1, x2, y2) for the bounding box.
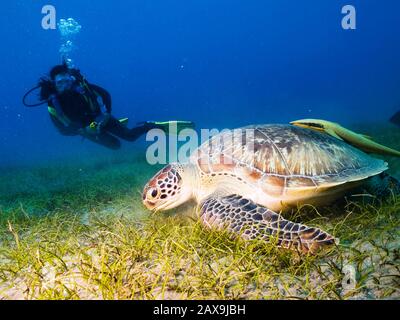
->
(200, 194, 337, 254)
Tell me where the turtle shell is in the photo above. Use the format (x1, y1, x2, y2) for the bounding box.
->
(190, 124, 388, 196)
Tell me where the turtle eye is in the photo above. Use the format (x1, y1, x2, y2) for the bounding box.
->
(147, 187, 159, 199)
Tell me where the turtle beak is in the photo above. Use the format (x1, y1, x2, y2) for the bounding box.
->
(142, 194, 175, 212)
(143, 199, 156, 210)
(153, 201, 177, 212)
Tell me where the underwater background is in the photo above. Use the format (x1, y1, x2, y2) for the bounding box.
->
(0, 1, 399, 300)
(1, 0, 400, 165)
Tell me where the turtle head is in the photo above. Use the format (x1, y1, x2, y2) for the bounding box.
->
(142, 163, 196, 211)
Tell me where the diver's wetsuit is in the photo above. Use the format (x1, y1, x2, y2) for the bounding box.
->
(48, 82, 150, 150)
(78, 116, 151, 150)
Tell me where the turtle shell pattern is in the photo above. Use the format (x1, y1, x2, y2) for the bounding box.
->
(190, 124, 388, 196)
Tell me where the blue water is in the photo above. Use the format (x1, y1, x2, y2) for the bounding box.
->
(1, 0, 400, 166)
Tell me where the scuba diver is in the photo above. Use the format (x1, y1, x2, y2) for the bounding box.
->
(23, 63, 194, 150)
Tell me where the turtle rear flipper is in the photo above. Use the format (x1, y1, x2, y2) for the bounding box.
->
(364, 172, 400, 198)
(200, 194, 337, 254)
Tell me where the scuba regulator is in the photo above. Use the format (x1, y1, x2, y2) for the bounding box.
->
(22, 63, 86, 108)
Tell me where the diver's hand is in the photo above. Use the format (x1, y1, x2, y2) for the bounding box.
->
(78, 114, 112, 136)
(97, 112, 111, 129)
(39, 78, 55, 100)
(93, 113, 111, 133)
(78, 124, 99, 136)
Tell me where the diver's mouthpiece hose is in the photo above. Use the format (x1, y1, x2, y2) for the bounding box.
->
(22, 85, 48, 107)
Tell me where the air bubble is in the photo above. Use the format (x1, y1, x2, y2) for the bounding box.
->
(58, 18, 82, 38)
(57, 18, 82, 68)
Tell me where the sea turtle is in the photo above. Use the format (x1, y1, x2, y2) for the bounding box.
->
(142, 124, 397, 254)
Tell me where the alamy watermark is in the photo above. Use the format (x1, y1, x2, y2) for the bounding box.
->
(145, 125, 256, 166)
(39, 3, 357, 167)
(342, 264, 357, 292)
(41, 5, 56, 30)
(41, 4, 357, 31)
(342, 5, 357, 30)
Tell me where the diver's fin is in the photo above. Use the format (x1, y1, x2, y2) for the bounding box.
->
(142, 120, 195, 135)
(119, 118, 129, 127)
(153, 120, 195, 127)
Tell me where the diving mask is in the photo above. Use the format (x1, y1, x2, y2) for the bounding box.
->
(54, 73, 76, 93)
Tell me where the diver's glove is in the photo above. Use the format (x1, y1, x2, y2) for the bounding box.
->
(78, 123, 98, 136)
(83, 113, 111, 135)
(95, 113, 111, 131)
(39, 78, 55, 100)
